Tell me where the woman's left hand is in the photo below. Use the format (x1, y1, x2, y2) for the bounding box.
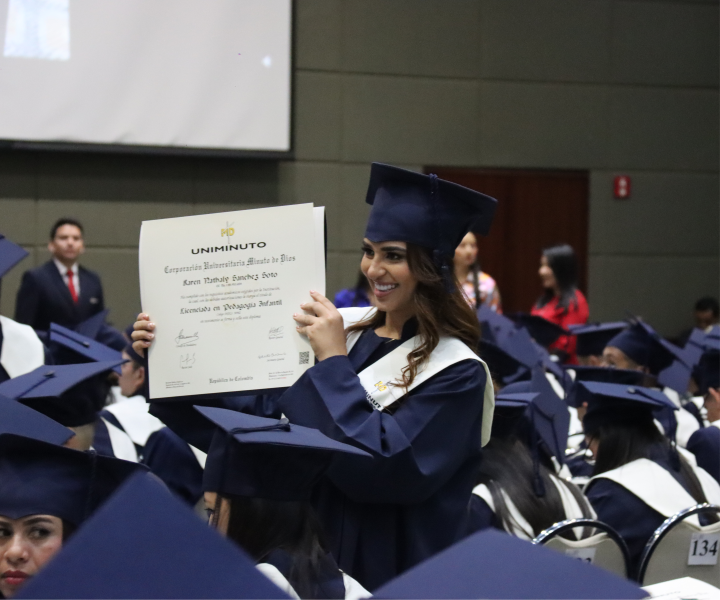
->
(293, 291, 347, 361)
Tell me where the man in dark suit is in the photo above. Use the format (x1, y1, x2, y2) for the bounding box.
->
(15, 218, 105, 331)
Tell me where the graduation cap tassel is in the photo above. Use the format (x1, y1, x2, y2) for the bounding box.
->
(83, 449, 99, 521)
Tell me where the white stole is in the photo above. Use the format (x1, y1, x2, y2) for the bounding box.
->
(103, 396, 164, 447)
(339, 307, 495, 446)
(587, 458, 720, 527)
(0, 316, 44, 378)
(100, 417, 138, 462)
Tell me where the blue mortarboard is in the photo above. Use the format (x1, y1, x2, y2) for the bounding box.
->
(75, 310, 126, 351)
(527, 367, 571, 466)
(49, 323, 124, 374)
(0, 360, 123, 427)
(490, 389, 537, 439)
(477, 304, 516, 344)
(564, 366, 652, 408)
(0, 233, 29, 279)
(0, 433, 146, 526)
(478, 339, 529, 384)
(372, 529, 647, 599)
(606, 320, 685, 375)
(199, 407, 371, 501)
(495, 326, 544, 371)
(15, 472, 289, 600)
(658, 328, 707, 394)
(364, 164, 497, 287)
(568, 321, 628, 358)
(509, 313, 569, 348)
(0, 395, 74, 446)
(694, 329, 720, 395)
(578, 381, 677, 438)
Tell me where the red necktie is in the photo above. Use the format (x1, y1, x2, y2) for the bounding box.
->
(66, 269, 78, 303)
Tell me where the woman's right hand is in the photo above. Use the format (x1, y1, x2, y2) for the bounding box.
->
(131, 313, 155, 358)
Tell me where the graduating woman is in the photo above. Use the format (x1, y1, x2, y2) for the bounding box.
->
(580, 381, 720, 578)
(469, 380, 594, 539)
(134, 163, 498, 590)
(194, 407, 370, 599)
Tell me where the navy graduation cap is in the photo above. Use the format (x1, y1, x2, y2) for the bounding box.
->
(198, 407, 372, 501)
(15, 472, 289, 600)
(0, 233, 29, 279)
(495, 325, 544, 371)
(658, 328, 707, 394)
(509, 313, 569, 348)
(364, 163, 497, 287)
(577, 381, 676, 439)
(0, 394, 74, 446)
(371, 529, 647, 599)
(477, 304, 515, 343)
(694, 329, 720, 395)
(478, 339, 528, 385)
(490, 389, 537, 440)
(564, 365, 652, 408)
(0, 433, 146, 527)
(0, 360, 123, 427)
(526, 367, 571, 466)
(74, 310, 127, 351)
(569, 321, 627, 358)
(49, 323, 124, 374)
(606, 320, 686, 375)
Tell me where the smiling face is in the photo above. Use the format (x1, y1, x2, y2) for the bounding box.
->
(0, 514, 64, 597)
(360, 239, 418, 318)
(48, 224, 84, 267)
(538, 255, 557, 292)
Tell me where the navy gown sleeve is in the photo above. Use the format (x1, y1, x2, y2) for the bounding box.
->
(466, 494, 500, 535)
(687, 427, 720, 484)
(278, 355, 486, 504)
(585, 479, 665, 578)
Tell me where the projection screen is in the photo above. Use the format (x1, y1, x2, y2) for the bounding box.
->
(0, 0, 292, 154)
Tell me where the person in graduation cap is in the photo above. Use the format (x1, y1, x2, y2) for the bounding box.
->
(194, 407, 370, 600)
(568, 321, 627, 367)
(602, 319, 703, 446)
(0, 361, 122, 452)
(0, 433, 146, 597)
(579, 381, 720, 577)
(686, 329, 720, 483)
(133, 163, 498, 590)
(469, 378, 594, 539)
(0, 234, 46, 385)
(531, 243, 589, 364)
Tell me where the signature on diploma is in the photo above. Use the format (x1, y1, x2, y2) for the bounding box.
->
(180, 353, 196, 368)
(268, 326, 284, 340)
(175, 329, 200, 347)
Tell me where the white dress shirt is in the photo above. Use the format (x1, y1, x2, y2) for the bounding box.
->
(53, 258, 81, 298)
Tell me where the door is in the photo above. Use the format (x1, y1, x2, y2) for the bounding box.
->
(426, 168, 589, 314)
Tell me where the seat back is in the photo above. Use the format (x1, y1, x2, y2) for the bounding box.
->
(533, 518, 630, 579)
(640, 504, 720, 586)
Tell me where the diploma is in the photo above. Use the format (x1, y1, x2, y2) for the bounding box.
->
(139, 204, 325, 399)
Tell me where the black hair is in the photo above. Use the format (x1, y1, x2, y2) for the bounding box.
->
(477, 436, 593, 539)
(50, 218, 84, 240)
(590, 419, 718, 520)
(695, 296, 720, 318)
(216, 494, 329, 599)
(535, 244, 579, 312)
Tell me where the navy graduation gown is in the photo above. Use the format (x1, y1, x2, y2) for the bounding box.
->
(142, 427, 204, 506)
(467, 494, 501, 534)
(274, 323, 487, 590)
(687, 426, 720, 484)
(585, 449, 709, 579)
(262, 549, 346, 600)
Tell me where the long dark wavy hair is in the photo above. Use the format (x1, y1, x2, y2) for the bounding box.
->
(535, 244, 579, 312)
(477, 436, 592, 539)
(590, 418, 717, 519)
(346, 243, 481, 389)
(213, 494, 329, 599)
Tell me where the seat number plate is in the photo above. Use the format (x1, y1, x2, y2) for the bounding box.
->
(688, 533, 720, 566)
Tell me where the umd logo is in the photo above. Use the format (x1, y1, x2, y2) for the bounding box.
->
(221, 222, 235, 237)
(374, 381, 388, 392)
